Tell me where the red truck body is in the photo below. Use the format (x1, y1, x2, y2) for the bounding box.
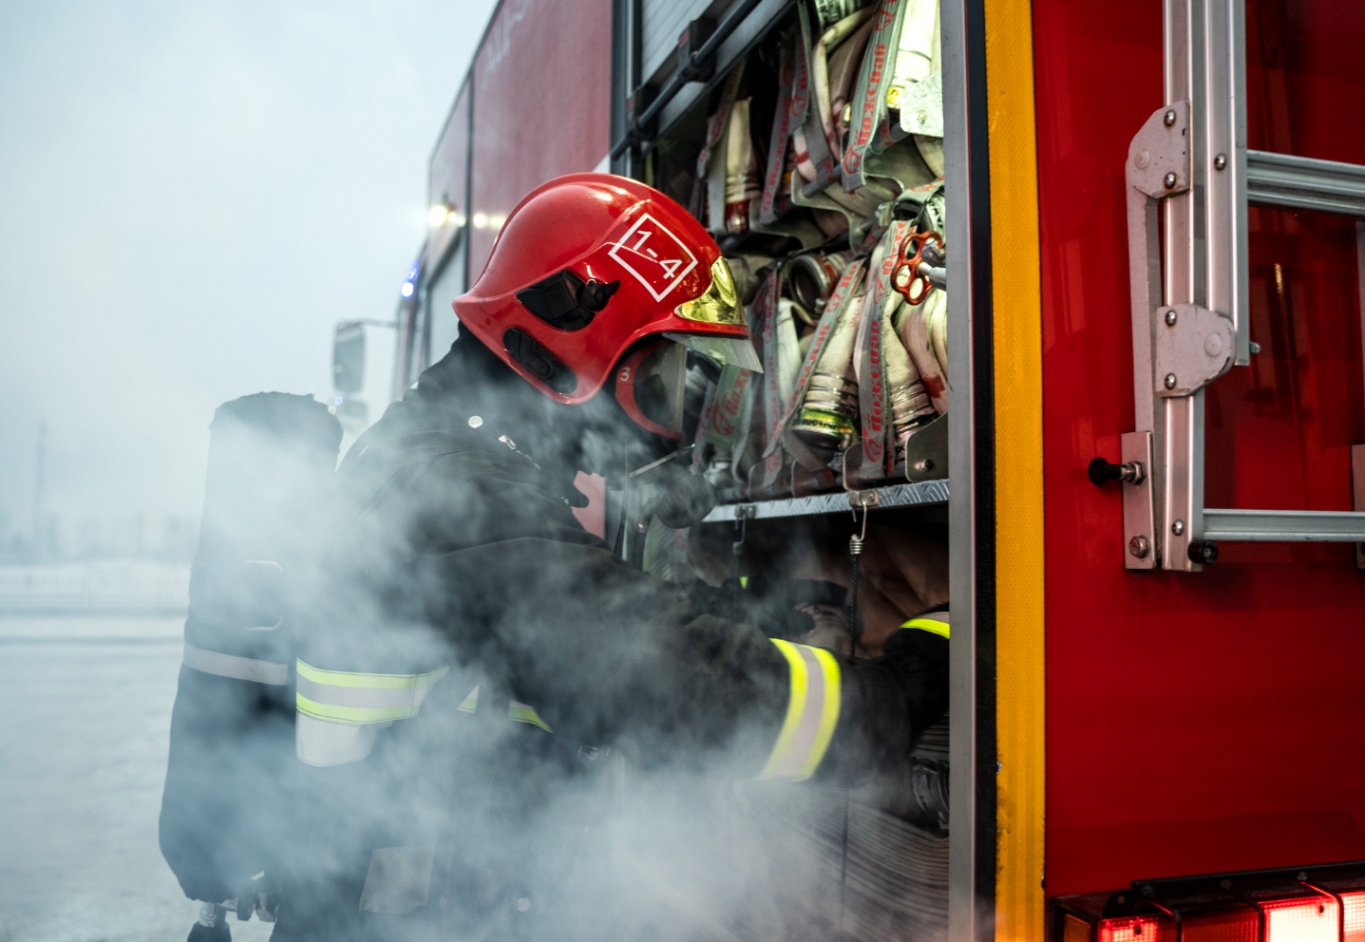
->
(1037, 0, 1365, 896)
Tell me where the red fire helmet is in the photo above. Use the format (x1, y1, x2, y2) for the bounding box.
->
(453, 173, 760, 430)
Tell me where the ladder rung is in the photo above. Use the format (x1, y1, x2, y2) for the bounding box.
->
(1203, 507, 1365, 542)
(1247, 149, 1365, 217)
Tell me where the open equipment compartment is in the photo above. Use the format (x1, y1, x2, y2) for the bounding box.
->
(610, 2, 958, 938)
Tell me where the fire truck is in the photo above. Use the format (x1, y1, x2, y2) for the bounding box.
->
(336, 0, 1365, 939)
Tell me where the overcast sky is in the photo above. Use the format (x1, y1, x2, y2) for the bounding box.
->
(0, 0, 497, 543)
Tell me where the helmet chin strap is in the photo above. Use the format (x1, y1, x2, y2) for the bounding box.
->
(627, 445, 693, 479)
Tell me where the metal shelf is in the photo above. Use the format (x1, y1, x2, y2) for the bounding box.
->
(701, 479, 950, 523)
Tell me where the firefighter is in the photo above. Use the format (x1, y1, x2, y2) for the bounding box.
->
(271, 174, 948, 940)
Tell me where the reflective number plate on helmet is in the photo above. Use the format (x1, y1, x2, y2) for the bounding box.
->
(607, 214, 699, 301)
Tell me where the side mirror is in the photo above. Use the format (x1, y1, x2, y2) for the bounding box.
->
(333, 321, 365, 394)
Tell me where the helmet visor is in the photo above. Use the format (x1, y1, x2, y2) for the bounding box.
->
(663, 332, 763, 373)
(675, 257, 745, 327)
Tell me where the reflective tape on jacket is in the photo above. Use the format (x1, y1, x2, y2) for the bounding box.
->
(508, 700, 551, 732)
(182, 642, 289, 686)
(901, 612, 950, 639)
(454, 685, 551, 731)
(760, 639, 841, 782)
(295, 659, 448, 725)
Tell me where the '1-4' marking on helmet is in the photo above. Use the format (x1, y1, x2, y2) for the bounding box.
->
(607, 213, 699, 301)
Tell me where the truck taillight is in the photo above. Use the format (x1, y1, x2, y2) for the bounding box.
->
(1097, 915, 1172, 942)
(1263, 897, 1339, 942)
(1340, 892, 1365, 942)
(1052, 862, 1365, 942)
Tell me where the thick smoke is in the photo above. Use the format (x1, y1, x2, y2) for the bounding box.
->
(159, 330, 949, 942)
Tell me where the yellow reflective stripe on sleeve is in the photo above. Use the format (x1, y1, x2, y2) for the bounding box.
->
(901, 616, 950, 639)
(295, 659, 448, 725)
(508, 700, 552, 732)
(295, 696, 414, 725)
(759, 639, 841, 782)
(457, 685, 479, 714)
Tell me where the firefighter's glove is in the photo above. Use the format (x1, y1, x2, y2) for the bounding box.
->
(817, 627, 949, 787)
(635, 463, 717, 529)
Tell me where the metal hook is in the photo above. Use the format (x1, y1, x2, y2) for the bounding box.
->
(731, 516, 748, 582)
(848, 502, 870, 554)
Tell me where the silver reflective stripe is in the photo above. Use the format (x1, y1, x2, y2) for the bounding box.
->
(295, 675, 436, 710)
(295, 713, 379, 767)
(182, 642, 289, 686)
(294, 660, 448, 725)
(358, 845, 435, 915)
(760, 639, 842, 782)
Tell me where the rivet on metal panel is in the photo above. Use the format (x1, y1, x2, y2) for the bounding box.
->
(1128, 101, 1190, 197)
(1154, 304, 1235, 397)
(848, 489, 881, 510)
(1128, 535, 1151, 559)
(1172, 519, 1185, 536)
(1214, 153, 1228, 171)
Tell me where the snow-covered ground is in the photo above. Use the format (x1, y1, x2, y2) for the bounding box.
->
(0, 615, 271, 942)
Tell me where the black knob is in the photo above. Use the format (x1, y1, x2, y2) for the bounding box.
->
(1088, 457, 1123, 487)
(1088, 457, 1146, 487)
(1187, 540, 1219, 565)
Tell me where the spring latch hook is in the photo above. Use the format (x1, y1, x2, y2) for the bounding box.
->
(846, 503, 870, 656)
